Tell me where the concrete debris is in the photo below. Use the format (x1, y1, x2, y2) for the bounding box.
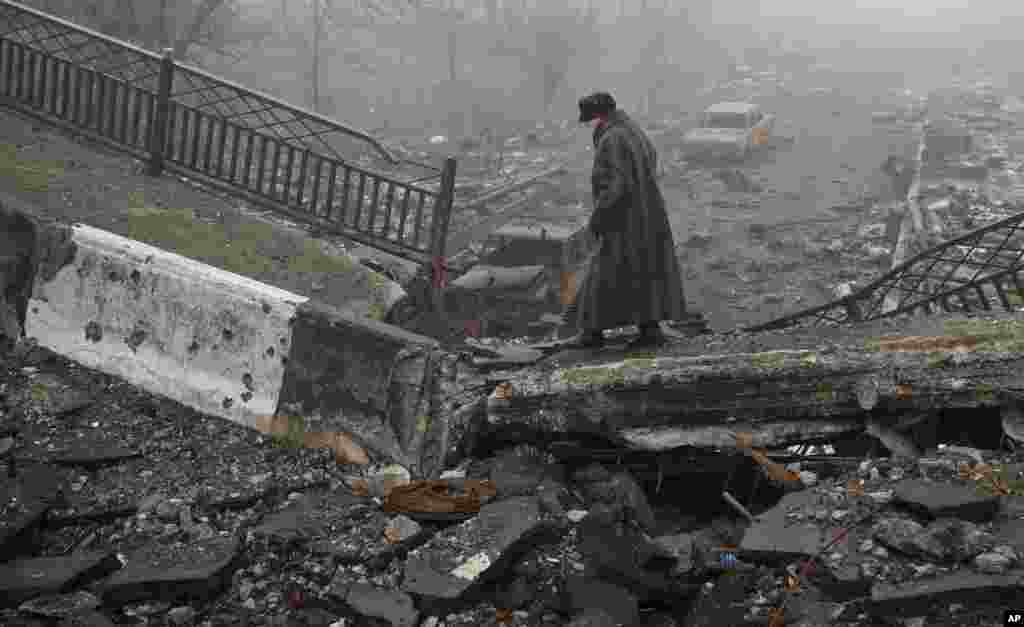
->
(891, 478, 1001, 522)
(10, 74, 1024, 627)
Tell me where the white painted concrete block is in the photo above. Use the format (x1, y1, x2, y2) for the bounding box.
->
(25, 224, 309, 429)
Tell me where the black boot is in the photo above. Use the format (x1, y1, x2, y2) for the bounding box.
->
(628, 322, 667, 349)
(565, 329, 605, 349)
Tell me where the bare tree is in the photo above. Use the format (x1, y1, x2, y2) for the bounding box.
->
(26, 0, 265, 63)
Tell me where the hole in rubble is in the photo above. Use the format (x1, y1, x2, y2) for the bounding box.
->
(552, 439, 789, 523)
(933, 407, 1006, 451)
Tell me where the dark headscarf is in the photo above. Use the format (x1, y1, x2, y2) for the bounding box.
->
(578, 92, 617, 123)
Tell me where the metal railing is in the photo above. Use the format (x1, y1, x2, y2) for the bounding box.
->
(0, 0, 455, 265)
(748, 209, 1024, 333)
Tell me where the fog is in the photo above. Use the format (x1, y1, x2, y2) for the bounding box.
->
(23, 0, 1024, 139)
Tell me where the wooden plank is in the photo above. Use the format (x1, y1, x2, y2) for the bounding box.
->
(296, 149, 309, 210)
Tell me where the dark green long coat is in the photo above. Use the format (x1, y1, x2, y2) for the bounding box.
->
(573, 109, 687, 331)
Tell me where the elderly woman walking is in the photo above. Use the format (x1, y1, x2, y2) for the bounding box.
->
(568, 91, 691, 349)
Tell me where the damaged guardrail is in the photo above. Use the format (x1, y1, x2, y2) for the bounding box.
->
(0, 193, 455, 478)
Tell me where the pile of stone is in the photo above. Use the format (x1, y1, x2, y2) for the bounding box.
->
(4, 336, 1024, 627)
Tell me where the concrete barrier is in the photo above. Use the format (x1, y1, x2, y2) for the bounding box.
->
(276, 302, 452, 477)
(26, 223, 310, 430)
(0, 195, 451, 476)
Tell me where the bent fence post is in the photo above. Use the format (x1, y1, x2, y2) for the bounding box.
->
(429, 157, 457, 317)
(147, 48, 174, 177)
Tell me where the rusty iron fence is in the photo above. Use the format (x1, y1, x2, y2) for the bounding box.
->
(748, 209, 1024, 333)
(0, 0, 456, 265)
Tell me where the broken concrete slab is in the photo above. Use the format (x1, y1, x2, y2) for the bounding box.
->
(54, 610, 118, 627)
(994, 518, 1024, 554)
(575, 515, 682, 599)
(331, 582, 419, 627)
(869, 571, 1024, 616)
(563, 576, 640, 627)
(739, 490, 835, 561)
(250, 489, 369, 545)
(100, 536, 240, 606)
(651, 533, 697, 575)
(575, 471, 657, 533)
(251, 488, 423, 568)
(17, 590, 101, 618)
(49, 441, 141, 468)
(892, 479, 1000, 522)
(872, 516, 994, 562)
(0, 552, 119, 608)
(402, 497, 555, 603)
(277, 300, 446, 477)
(488, 451, 555, 498)
(471, 344, 545, 370)
(0, 464, 62, 562)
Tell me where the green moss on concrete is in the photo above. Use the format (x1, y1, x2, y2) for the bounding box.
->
(926, 352, 949, 369)
(29, 383, 49, 403)
(126, 206, 274, 276)
(975, 463, 1024, 497)
(0, 143, 64, 193)
(751, 352, 786, 370)
(560, 356, 661, 386)
(287, 239, 355, 274)
(816, 382, 835, 402)
(944, 319, 1024, 352)
(799, 352, 818, 368)
(366, 303, 387, 321)
(416, 414, 432, 433)
(271, 414, 306, 449)
(560, 366, 626, 387)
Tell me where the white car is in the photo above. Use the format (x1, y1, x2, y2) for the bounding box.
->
(682, 102, 775, 161)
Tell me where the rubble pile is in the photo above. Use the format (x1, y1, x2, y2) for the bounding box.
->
(695, 446, 1024, 626)
(3, 335, 1024, 627)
